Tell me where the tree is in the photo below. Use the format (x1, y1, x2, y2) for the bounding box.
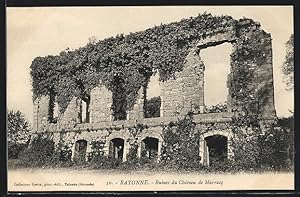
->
(8, 110, 31, 159)
(282, 34, 294, 90)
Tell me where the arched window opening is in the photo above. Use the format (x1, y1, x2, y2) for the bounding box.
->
(143, 73, 161, 118)
(200, 42, 232, 113)
(74, 139, 87, 162)
(112, 77, 127, 121)
(141, 137, 159, 160)
(80, 95, 90, 123)
(48, 94, 58, 123)
(109, 138, 124, 160)
(204, 135, 228, 166)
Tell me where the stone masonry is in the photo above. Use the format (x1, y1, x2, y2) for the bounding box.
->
(32, 19, 276, 166)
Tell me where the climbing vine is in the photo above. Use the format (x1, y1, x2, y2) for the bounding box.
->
(229, 19, 277, 169)
(160, 112, 200, 170)
(30, 13, 237, 114)
(30, 13, 267, 118)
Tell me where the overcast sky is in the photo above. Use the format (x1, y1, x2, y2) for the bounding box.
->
(7, 6, 294, 124)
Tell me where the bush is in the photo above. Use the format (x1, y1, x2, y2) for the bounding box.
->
(58, 144, 72, 162)
(8, 143, 28, 159)
(87, 140, 122, 169)
(19, 133, 55, 167)
(257, 125, 293, 170)
(160, 113, 200, 171)
(89, 156, 122, 169)
(126, 144, 139, 162)
(232, 118, 294, 171)
(204, 103, 227, 113)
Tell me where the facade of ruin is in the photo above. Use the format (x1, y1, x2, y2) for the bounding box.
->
(32, 18, 276, 166)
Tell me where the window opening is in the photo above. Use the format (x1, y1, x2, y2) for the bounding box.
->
(48, 94, 58, 123)
(80, 95, 90, 123)
(200, 42, 232, 113)
(112, 77, 127, 120)
(144, 73, 161, 118)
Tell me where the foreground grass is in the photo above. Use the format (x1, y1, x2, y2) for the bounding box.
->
(8, 159, 294, 175)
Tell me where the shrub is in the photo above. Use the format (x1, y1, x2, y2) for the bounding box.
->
(89, 156, 122, 169)
(126, 144, 139, 162)
(257, 124, 293, 170)
(232, 118, 294, 171)
(19, 133, 55, 167)
(160, 112, 200, 171)
(87, 140, 106, 164)
(87, 140, 122, 169)
(58, 144, 72, 162)
(204, 103, 227, 113)
(8, 143, 28, 159)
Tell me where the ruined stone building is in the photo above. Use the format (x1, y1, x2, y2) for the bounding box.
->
(32, 15, 276, 166)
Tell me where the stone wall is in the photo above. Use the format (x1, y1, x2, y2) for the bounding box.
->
(33, 23, 275, 131)
(127, 87, 144, 121)
(90, 85, 113, 123)
(32, 96, 49, 132)
(31, 18, 277, 166)
(161, 48, 204, 117)
(256, 34, 276, 118)
(51, 123, 164, 162)
(161, 27, 237, 117)
(58, 97, 81, 129)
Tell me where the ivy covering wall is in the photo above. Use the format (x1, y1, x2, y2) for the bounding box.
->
(30, 13, 269, 118)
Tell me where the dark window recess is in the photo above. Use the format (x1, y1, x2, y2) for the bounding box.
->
(144, 96, 161, 118)
(112, 77, 127, 121)
(48, 94, 58, 123)
(80, 95, 90, 123)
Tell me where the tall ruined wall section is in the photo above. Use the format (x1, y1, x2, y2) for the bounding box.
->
(160, 49, 204, 117)
(161, 27, 237, 117)
(29, 16, 278, 167)
(90, 85, 113, 123)
(254, 33, 275, 118)
(161, 21, 275, 119)
(58, 97, 81, 129)
(32, 19, 276, 134)
(230, 21, 276, 118)
(32, 96, 49, 132)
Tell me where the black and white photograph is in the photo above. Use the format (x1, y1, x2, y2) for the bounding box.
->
(7, 5, 294, 191)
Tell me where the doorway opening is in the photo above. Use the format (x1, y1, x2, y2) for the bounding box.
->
(74, 139, 87, 162)
(109, 138, 124, 160)
(141, 137, 159, 160)
(204, 135, 228, 166)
